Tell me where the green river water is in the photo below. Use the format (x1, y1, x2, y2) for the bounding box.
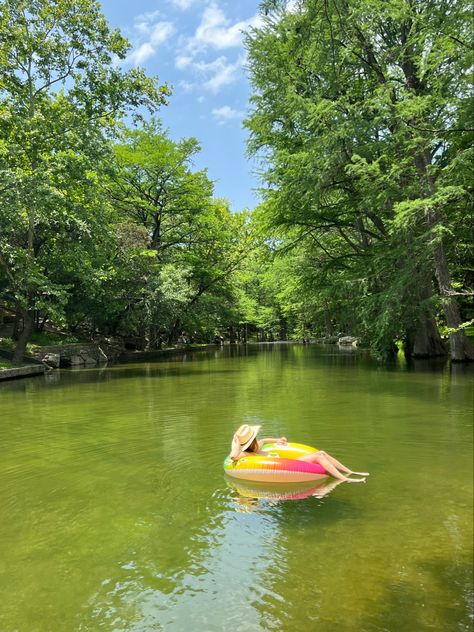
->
(0, 344, 472, 632)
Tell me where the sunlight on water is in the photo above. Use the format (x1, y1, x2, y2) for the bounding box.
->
(0, 345, 472, 631)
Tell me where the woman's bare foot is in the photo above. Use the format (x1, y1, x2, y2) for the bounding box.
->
(349, 471, 370, 476)
(345, 476, 366, 483)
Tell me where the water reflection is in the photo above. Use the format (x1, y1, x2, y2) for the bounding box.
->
(0, 343, 471, 631)
(226, 477, 343, 512)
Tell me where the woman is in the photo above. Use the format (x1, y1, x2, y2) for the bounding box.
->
(230, 424, 368, 483)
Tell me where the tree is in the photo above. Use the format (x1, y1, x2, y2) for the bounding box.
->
(108, 123, 257, 346)
(245, 0, 473, 360)
(110, 120, 214, 258)
(0, 0, 168, 362)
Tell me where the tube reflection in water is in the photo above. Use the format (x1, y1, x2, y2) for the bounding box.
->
(226, 476, 342, 512)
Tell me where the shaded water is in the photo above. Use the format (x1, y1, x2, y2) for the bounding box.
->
(0, 344, 472, 631)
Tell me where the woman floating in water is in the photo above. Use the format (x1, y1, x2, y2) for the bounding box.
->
(230, 424, 368, 483)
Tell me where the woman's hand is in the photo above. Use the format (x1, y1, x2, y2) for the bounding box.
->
(277, 436, 288, 445)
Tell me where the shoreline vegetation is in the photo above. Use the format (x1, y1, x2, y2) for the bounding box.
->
(0, 1, 473, 371)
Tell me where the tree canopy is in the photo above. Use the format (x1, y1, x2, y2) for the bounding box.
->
(0, 0, 472, 363)
(244, 0, 473, 360)
(0, 0, 168, 361)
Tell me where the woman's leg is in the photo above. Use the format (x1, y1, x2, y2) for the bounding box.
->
(298, 452, 366, 483)
(316, 450, 369, 477)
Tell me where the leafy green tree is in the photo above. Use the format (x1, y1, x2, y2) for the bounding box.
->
(232, 238, 291, 342)
(108, 124, 257, 346)
(178, 201, 257, 343)
(0, 0, 167, 362)
(110, 120, 214, 260)
(246, 0, 473, 360)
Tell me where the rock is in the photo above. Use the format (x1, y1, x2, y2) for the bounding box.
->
(82, 354, 97, 366)
(42, 353, 60, 368)
(33, 342, 124, 368)
(70, 355, 85, 366)
(338, 336, 359, 346)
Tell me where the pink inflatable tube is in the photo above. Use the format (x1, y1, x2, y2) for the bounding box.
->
(223, 442, 328, 483)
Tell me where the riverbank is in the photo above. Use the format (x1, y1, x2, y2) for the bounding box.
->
(0, 363, 46, 381)
(0, 349, 47, 381)
(0, 342, 224, 381)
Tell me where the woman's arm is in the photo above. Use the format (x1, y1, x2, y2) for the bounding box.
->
(229, 435, 244, 461)
(257, 436, 287, 448)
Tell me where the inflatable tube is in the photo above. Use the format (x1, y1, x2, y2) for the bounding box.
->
(223, 442, 328, 483)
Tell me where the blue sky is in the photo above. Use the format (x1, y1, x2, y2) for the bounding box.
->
(99, 0, 265, 212)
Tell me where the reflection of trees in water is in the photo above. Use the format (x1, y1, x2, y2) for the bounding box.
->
(2, 344, 472, 630)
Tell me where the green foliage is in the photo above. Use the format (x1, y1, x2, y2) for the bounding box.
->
(1, 0, 472, 359)
(101, 124, 259, 345)
(0, 0, 167, 359)
(244, 0, 474, 358)
(28, 331, 80, 346)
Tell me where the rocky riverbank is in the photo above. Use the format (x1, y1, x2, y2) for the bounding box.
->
(0, 364, 46, 381)
(33, 342, 124, 368)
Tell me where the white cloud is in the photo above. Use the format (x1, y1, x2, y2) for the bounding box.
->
(201, 56, 241, 92)
(212, 105, 244, 124)
(149, 22, 175, 45)
(172, 5, 256, 93)
(170, 0, 197, 9)
(175, 54, 193, 70)
(193, 55, 244, 93)
(126, 12, 175, 66)
(174, 53, 245, 94)
(193, 3, 261, 50)
(127, 42, 155, 65)
(179, 80, 194, 92)
(134, 11, 161, 35)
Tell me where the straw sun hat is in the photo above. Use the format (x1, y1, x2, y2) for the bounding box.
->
(234, 424, 261, 451)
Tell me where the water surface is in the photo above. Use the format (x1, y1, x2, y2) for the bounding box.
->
(0, 344, 472, 631)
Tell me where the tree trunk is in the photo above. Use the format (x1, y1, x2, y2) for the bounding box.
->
(167, 319, 181, 346)
(12, 310, 35, 364)
(404, 277, 447, 358)
(411, 312, 447, 358)
(433, 243, 474, 361)
(12, 312, 21, 341)
(324, 303, 334, 336)
(414, 150, 473, 361)
(402, 13, 474, 363)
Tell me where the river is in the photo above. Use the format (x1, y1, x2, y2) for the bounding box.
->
(0, 344, 472, 631)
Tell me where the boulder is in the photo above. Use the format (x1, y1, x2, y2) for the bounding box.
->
(69, 355, 85, 366)
(42, 353, 60, 368)
(82, 353, 97, 366)
(338, 336, 359, 346)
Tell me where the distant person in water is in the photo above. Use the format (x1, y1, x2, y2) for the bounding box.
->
(229, 424, 368, 483)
